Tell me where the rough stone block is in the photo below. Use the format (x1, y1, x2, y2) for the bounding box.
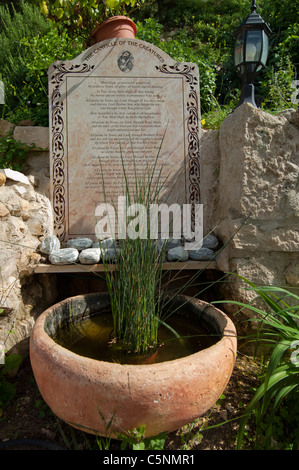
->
(0, 119, 15, 137)
(13, 126, 49, 149)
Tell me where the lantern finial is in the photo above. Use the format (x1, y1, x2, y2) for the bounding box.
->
(251, 1, 257, 13)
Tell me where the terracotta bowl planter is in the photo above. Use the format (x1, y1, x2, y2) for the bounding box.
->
(30, 293, 237, 438)
(90, 16, 137, 44)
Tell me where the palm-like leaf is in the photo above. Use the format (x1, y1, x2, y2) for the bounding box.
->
(214, 277, 299, 449)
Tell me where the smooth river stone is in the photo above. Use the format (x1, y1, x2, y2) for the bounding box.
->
(66, 238, 94, 251)
(167, 238, 182, 249)
(167, 246, 189, 262)
(93, 238, 115, 249)
(39, 235, 60, 255)
(49, 248, 79, 265)
(79, 248, 101, 264)
(189, 247, 214, 261)
(202, 234, 218, 250)
(101, 247, 119, 262)
(154, 239, 168, 253)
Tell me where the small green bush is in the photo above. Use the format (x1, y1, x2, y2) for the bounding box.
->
(136, 18, 218, 112)
(0, 2, 83, 126)
(1, 0, 297, 127)
(0, 130, 37, 172)
(7, 25, 83, 126)
(0, 353, 22, 412)
(0, 0, 50, 115)
(261, 54, 296, 112)
(201, 104, 234, 130)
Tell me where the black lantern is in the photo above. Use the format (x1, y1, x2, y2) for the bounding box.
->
(234, 0, 271, 107)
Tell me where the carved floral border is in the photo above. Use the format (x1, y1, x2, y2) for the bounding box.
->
(156, 63, 200, 230)
(50, 63, 94, 241)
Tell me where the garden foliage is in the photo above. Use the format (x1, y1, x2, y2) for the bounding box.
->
(0, 353, 22, 414)
(0, 0, 83, 126)
(216, 278, 299, 450)
(0, 0, 298, 127)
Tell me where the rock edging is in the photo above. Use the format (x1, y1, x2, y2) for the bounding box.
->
(38, 234, 219, 265)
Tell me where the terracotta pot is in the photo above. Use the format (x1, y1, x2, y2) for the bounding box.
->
(90, 16, 137, 44)
(30, 293, 237, 438)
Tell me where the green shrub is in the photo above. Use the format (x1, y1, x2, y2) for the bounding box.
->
(201, 104, 234, 130)
(0, 0, 50, 115)
(261, 54, 296, 112)
(7, 25, 83, 126)
(1, 0, 297, 125)
(0, 130, 38, 171)
(136, 18, 218, 112)
(136, 0, 298, 114)
(0, 2, 83, 126)
(0, 353, 22, 412)
(32, 0, 149, 42)
(118, 425, 167, 450)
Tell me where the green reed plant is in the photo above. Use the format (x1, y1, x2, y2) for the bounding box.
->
(98, 145, 249, 358)
(215, 277, 299, 449)
(118, 425, 167, 450)
(99, 141, 170, 357)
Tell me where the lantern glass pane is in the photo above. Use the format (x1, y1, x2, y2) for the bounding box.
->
(234, 31, 244, 66)
(260, 30, 269, 65)
(245, 30, 262, 62)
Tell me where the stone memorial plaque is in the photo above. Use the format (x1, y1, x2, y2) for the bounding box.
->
(49, 38, 200, 242)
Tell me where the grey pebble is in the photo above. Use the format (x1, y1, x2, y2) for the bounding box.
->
(39, 235, 60, 254)
(79, 248, 101, 264)
(167, 246, 189, 261)
(189, 247, 214, 261)
(66, 237, 93, 251)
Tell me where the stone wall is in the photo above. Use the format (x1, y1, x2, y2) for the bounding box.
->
(0, 121, 56, 354)
(0, 102, 299, 353)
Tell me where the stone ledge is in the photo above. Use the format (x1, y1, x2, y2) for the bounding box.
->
(33, 260, 218, 273)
